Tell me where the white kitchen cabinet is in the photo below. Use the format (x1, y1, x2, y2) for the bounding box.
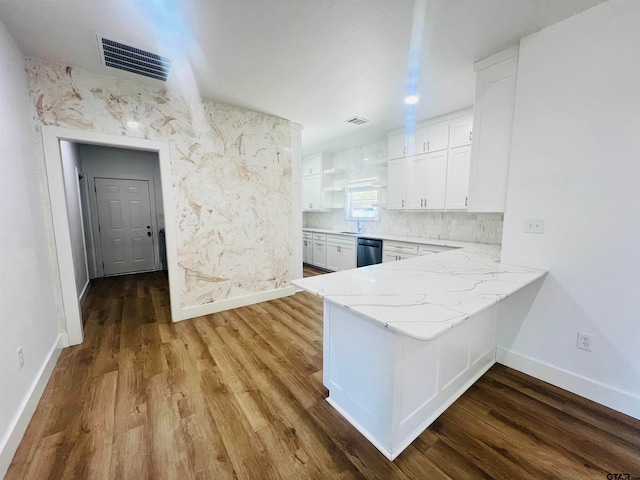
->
(449, 114, 473, 148)
(302, 232, 313, 264)
(424, 151, 448, 210)
(386, 109, 471, 212)
(403, 152, 447, 211)
(312, 233, 327, 269)
(302, 153, 335, 212)
(302, 174, 322, 211)
(424, 122, 450, 152)
(302, 153, 324, 176)
(445, 146, 471, 210)
(383, 241, 418, 262)
(386, 158, 407, 210)
(468, 46, 518, 213)
(326, 234, 356, 272)
(405, 155, 427, 209)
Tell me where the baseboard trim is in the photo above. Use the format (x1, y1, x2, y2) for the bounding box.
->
(497, 347, 640, 420)
(78, 279, 91, 306)
(0, 334, 64, 478)
(174, 286, 296, 322)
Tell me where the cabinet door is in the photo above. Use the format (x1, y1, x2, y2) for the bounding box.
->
(468, 50, 518, 212)
(425, 122, 450, 152)
(449, 115, 473, 148)
(340, 244, 356, 270)
(302, 153, 323, 176)
(405, 155, 427, 209)
(313, 241, 326, 268)
(446, 146, 471, 210)
(387, 132, 406, 160)
(302, 174, 322, 211)
(326, 244, 340, 271)
(382, 252, 398, 263)
(302, 239, 310, 263)
(412, 126, 428, 155)
(424, 151, 447, 210)
(387, 158, 407, 210)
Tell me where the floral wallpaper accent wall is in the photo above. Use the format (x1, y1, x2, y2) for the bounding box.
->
(26, 58, 292, 309)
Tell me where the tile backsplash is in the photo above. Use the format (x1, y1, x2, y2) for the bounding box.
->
(304, 210, 503, 244)
(303, 140, 503, 244)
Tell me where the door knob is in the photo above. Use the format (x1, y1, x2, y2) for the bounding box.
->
(147, 232, 152, 237)
(147, 225, 151, 229)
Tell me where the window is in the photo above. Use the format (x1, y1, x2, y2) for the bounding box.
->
(347, 178, 380, 221)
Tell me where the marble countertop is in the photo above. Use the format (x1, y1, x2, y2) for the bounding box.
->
(302, 227, 497, 251)
(292, 244, 547, 341)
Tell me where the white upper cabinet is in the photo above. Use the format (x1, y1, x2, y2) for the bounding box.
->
(468, 46, 519, 213)
(448, 114, 473, 148)
(405, 155, 427, 209)
(424, 151, 448, 210)
(303, 153, 324, 176)
(446, 146, 471, 209)
(301, 152, 334, 212)
(424, 122, 450, 152)
(302, 174, 322, 211)
(386, 108, 472, 211)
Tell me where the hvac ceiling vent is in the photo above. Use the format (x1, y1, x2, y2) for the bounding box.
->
(345, 116, 369, 126)
(97, 34, 172, 82)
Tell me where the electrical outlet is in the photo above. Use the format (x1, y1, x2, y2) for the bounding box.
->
(17, 347, 24, 369)
(577, 332, 593, 352)
(477, 221, 485, 231)
(185, 215, 198, 227)
(524, 218, 545, 234)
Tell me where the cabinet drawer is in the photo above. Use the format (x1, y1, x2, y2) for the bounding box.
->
(327, 234, 356, 246)
(313, 233, 327, 241)
(384, 241, 418, 255)
(302, 232, 313, 240)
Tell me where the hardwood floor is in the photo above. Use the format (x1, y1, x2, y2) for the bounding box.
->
(302, 264, 328, 277)
(7, 272, 640, 479)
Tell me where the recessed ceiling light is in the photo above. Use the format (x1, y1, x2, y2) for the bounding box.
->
(404, 95, 420, 105)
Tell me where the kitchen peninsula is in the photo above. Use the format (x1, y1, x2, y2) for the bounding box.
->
(293, 245, 546, 460)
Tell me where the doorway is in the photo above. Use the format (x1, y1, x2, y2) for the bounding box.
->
(42, 126, 179, 347)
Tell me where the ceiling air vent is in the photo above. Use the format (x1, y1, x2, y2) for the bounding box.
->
(345, 116, 369, 126)
(97, 34, 172, 82)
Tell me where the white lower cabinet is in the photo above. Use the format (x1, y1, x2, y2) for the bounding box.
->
(383, 241, 418, 262)
(312, 233, 327, 269)
(326, 235, 356, 272)
(302, 232, 313, 264)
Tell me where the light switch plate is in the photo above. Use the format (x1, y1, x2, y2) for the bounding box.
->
(524, 218, 545, 234)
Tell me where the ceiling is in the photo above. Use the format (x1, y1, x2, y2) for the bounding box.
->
(0, 0, 606, 156)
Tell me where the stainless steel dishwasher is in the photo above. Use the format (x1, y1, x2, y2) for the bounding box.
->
(356, 237, 383, 267)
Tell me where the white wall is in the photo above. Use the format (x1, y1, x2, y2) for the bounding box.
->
(79, 144, 164, 276)
(0, 20, 62, 476)
(59, 141, 89, 297)
(500, 0, 640, 418)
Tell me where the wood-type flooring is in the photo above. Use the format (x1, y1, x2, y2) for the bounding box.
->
(7, 271, 640, 479)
